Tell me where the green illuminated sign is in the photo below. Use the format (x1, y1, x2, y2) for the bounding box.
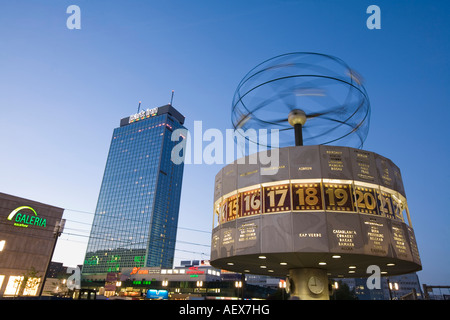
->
(7, 206, 47, 228)
(133, 280, 152, 285)
(84, 256, 99, 266)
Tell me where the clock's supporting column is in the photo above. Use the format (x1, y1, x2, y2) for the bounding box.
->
(288, 268, 330, 300)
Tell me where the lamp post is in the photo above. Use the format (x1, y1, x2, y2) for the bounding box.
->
(387, 279, 399, 300)
(288, 109, 307, 146)
(333, 281, 339, 300)
(279, 280, 287, 300)
(235, 280, 242, 300)
(39, 219, 65, 296)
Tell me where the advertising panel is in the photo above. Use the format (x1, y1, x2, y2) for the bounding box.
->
(359, 215, 392, 257)
(288, 146, 322, 180)
(222, 163, 237, 196)
(292, 212, 328, 252)
(349, 148, 379, 184)
(146, 289, 168, 300)
(326, 212, 365, 254)
(260, 212, 293, 253)
(319, 145, 353, 180)
(235, 216, 260, 255)
(388, 220, 413, 262)
(219, 221, 236, 258)
(214, 169, 223, 202)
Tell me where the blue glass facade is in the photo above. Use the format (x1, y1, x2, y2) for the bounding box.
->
(82, 105, 186, 275)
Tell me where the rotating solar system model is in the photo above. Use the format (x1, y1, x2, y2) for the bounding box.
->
(210, 52, 421, 300)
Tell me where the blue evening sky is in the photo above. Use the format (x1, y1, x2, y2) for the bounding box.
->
(0, 1, 449, 286)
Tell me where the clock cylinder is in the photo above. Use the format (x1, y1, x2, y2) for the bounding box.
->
(210, 145, 421, 299)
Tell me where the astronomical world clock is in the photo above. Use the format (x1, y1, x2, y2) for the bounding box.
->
(210, 52, 421, 300)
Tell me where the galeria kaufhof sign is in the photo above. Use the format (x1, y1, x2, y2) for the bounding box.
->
(210, 145, 421, 278)
(6, 206, 47, 228)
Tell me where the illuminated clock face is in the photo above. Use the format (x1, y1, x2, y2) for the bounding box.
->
(308, 276, 324, 295)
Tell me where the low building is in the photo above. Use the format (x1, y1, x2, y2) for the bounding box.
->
(383, 273, 423, 300)
(337, 272, 423, 300)
(81, 260, 277, 299)
(0, 192, 65, 297)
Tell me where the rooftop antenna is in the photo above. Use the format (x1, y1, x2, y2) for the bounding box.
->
(137, 101, 142, 113)
(170, 90, 174, 105)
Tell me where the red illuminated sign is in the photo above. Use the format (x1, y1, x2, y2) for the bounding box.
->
(186, 267, 205, 275)
(130, 267, 149, 275)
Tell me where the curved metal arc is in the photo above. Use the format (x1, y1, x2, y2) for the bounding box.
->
(236, 60, 351, 98)
(7, 206, 38, 221)
(302, 99, 370, 145)
(231, 51, 361, 113)
(232, 74, 369, 116)
(231, 53, 371, 149)
(235, 52, 355, 90)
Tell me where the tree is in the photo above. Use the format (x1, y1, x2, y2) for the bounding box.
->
(14, 267, 42, 297)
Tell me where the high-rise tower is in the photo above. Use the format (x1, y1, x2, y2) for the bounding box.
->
(82, 104, 186, 277)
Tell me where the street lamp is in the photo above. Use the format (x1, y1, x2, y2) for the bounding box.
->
(332, 281, 339, 300)
(235, 281, 242, 300)
(279, 280, 287, 300)
(389, 282, 399, 291)
(387, 279, 399, 300)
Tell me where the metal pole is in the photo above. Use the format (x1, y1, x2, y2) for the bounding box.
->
(39, 219, 65, 296)
(387, 278, 393, 300)
(38, 232, 58, 296)
(170, 90, 174, 105)
(294, 124, 303, 146)
(241, 273, 245, 300)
